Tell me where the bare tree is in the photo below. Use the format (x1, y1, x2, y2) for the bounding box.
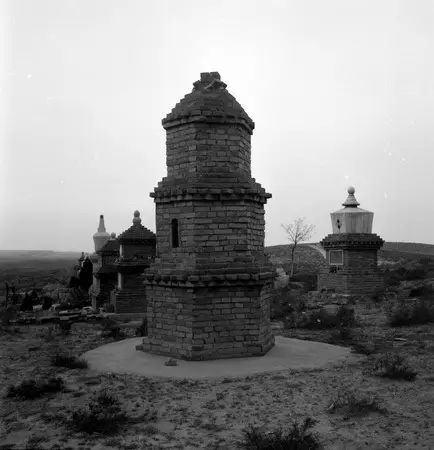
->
(281, 218, 315, 278)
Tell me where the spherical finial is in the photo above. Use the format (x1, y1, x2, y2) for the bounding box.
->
(110, 232, 116, 239)
(132, 210, 141, 225)
(342, 186, 360, 207)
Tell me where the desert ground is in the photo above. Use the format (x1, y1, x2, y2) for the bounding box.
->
(1, 299, 433, 449)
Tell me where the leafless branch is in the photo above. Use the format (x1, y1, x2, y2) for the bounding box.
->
(281, 217, 315, 277)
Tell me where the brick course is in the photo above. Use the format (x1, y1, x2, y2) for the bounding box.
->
(318, 233, 384, 296)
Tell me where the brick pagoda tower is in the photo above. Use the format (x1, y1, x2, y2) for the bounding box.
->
(91, 233, 119, 309)
(143, 72, 275, 360)
(112, 211, 156, 313)
(90, 215, 115, 309)
(318, 187, 384, 296)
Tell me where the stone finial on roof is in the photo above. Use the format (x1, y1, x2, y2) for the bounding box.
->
(133, 210, 142, 225)
(118, 211, 155, 242)
(193, 72, 227, 91)
(342, 186, 360, 207)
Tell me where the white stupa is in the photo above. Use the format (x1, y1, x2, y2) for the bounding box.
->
(93, 215, 111, 252)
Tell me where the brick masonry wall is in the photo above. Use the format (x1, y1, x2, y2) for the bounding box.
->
(93, 275, 117, 308)
(318, 248, 384, 295)
(166, 123, 251, 178)
(121, 242, 155, 259)
(114, 289, 147, 314)
(145, 282, 274, 360)
(154, 199, 266, 261)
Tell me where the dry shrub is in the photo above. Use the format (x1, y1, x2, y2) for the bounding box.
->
(373, 353, 417, 381)
(71, 390, 127, 434)
(388, 300, 434, 327)
(297, 306, 355, 330)
(101, 317, 125, 339)
(328, 390, 385, 417)
(7, 377, 64, 400)
(351, 340, 378, 355)
(52, 353, 88, 369)
(239, 417, 321, 449)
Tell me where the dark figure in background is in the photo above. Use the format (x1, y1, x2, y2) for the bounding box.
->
(79, 257, 93, 291)
(20, 293, 33, 312)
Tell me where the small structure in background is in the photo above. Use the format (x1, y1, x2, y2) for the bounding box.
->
(90, 233, 119, 310)
(317, 186, 384, 296)
(93, 215, 111, 252)
(111, 211, 156, 313)
(89, 215, 117, 309)
(88, 212, 156, 314)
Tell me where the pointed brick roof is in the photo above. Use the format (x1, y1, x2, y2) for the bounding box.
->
(118, 211, 156, 243)
(99, 238, 120, 254)
(162, 72, 254, 134)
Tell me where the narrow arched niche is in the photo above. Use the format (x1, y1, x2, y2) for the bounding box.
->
(171, 218, 179, 248)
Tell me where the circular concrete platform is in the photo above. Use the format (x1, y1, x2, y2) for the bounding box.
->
(82, 336, 353, 379)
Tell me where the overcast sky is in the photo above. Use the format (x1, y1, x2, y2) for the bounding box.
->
(1, 0, 433, 252)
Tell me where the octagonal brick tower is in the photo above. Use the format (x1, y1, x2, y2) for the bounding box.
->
(143, 72, 275, 360)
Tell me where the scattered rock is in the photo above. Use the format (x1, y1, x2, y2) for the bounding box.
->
(164, 358, 178, 367)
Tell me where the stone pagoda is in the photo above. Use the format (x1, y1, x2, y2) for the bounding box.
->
(142, 72, 275, 360)
(112, 211, 156, 313)
(318, 187, 384, 296)
(91, 233, 119, 310)
(90, 215, 115, 309)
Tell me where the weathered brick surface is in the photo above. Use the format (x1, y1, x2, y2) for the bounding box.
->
(91, 239, 120, 309)
(145, 72, 275, 360)
(113, 289, 147, 314)
(318, 234, 384, 296)
(92, 276, 117, 309)
(145, 282, 274, 360)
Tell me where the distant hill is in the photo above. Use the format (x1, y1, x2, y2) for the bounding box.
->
(381, 242, 434, 257)
(0, 250, 81, 263)
(0, 250, 81, 294)
(265, 244, 328, 273)
(1, 242, 433, 295)
(266, 241, 434, 273)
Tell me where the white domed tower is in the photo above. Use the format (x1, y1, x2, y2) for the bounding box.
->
(93, 215, 110, 252)
(318, 187, 384, 296)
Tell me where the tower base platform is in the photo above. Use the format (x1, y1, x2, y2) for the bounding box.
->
(82, 336, 353, 379)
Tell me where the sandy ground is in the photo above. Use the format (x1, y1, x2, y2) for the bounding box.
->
(1, 302, 434, 449)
